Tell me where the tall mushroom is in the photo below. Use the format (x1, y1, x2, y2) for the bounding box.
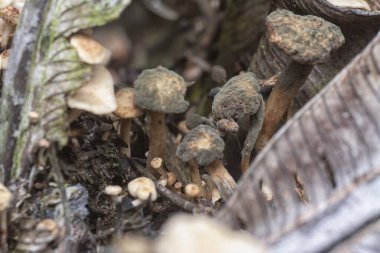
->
(212, 72, 265, 173)
(176, 125, 236, 201)
(0, 5, 19, 48)
(134, 66, 189, 175)
(113, 87, 144, 157)
(67, 66, 117, 120)
(255, 10, 345, 151)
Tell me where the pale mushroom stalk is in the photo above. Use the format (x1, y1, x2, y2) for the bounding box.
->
(188, 160, 203, 190)
(241, 98, 265, 173)
(205, 160, 236, 201)
(120, 119, 131, 156)
(255, 10, 345, 152)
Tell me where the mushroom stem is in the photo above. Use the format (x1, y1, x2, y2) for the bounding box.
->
(0, 211, 7, 252)
(188, 160, 203, 191)
(0, 22, 13, 49)
(67, 108, 83, 123)
(205, 160, 237, 201)
(255, 61, 313, 152)
(241, 99, 265, 173)
(147, 111, 166, 175)
(120, 119, 131, 157)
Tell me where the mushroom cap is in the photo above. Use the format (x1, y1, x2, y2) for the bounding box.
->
(212, 72, 262, 123)
(326, 0, 371, 11)
(0, 5, 20, 24)
(67, 66, 117, 115)
(266, 10, 345, 64)
(156, 215, 267, 253)
(127, 177, 157, 201)
(0, 183, 11, 211)
(113, 87, 144, 119)
(104, 185, 123, 196)
(70, 34, 111, 65)
(134, 66, 189, 113)
(176, 125, 224, 166)
(184, 183, 200, 198)
(0, 0, 12, 9)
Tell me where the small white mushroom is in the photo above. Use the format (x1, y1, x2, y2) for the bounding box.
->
(127, 177, 157, 201)
(70, 34, 111, 65)
(105, 185, 123, 202)
(67, 65, 117, 118)
(155, 215, 267, 253)
(12, 0, 25, 10)
(0, 0, 12, 10)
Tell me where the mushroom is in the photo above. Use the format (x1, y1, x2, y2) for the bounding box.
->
(70, 34, 111, 65)
(185, 112, 213, 130)
(255, 10, 345, 151)
(104, 185, 123, 203)
(0, 49, 9, 70)
(0, 0, 12, 9)
(176, 125, 236, 201)
(67, 65, 117, 121)
(326, 0, 371, 10)
(0, 5, 19, 48)
(134, 66, 189, 175)
(212, 72, 265, 173)
(113, 87, 144, 157)
(127, 177, 158, 202)
(211, 65, 227, 85)
(0, 183, 11, 249)
(184, 183, 201, 199)
(155, 215, 267, 253)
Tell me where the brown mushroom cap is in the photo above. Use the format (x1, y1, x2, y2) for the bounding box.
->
(266, 10, 345, 64)
(70, 34, 111, 65)
(176, 125, 224, 166)
(0, 5, 19, 24)
(67, 66, 117, 114)
(113, 87, 144, 118)
(134, 66, 189, 113)
(212, 72, 262, 123)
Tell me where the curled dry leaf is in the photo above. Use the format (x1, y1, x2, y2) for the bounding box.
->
(218, 32, 380, 253)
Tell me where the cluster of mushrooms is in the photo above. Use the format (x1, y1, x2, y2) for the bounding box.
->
(62, 9, 346, 207)
(0, 9, 347, 213)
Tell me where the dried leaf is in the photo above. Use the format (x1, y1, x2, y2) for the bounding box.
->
(219, 32, 380, 253)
